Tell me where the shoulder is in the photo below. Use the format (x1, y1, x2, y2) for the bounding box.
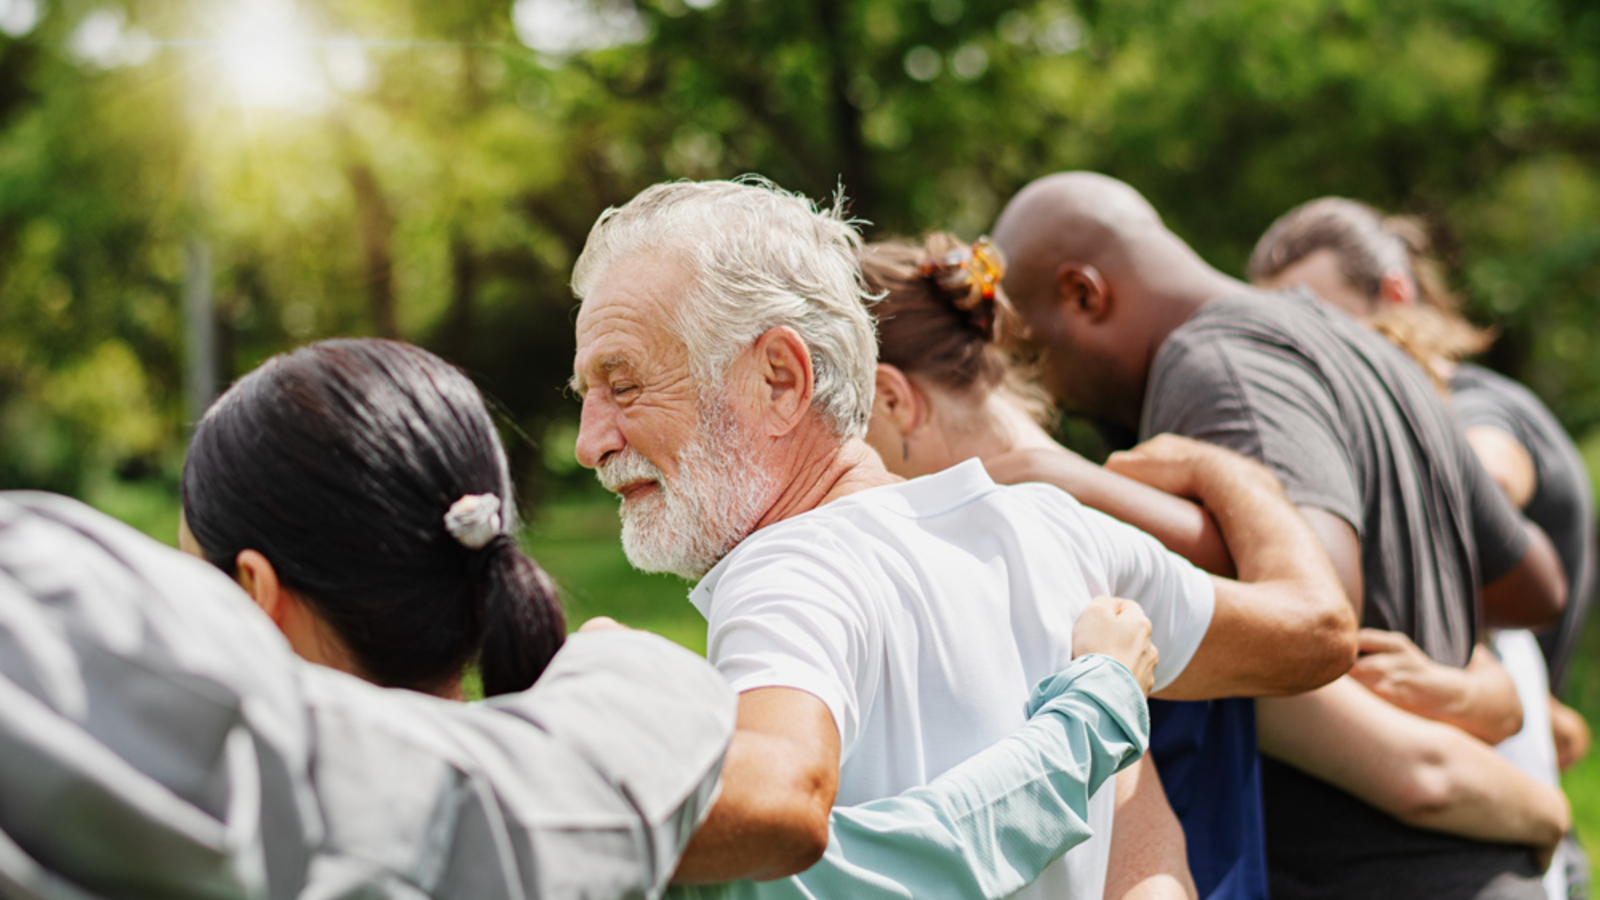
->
(693, 503, 894, 625)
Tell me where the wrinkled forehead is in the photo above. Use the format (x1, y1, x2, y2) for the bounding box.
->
(572, 252, 695, 389)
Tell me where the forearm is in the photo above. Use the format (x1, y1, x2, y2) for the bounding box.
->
(675, 657, 1150, 900)
(1401, 736, 1569, 849)
(1105, 756, 1198, 900)
(1421, 644, 1523, 744)
(1258, 678, 1569, 849)
(1482, 522, 1567, 628)
(986, 448, 1235, 577)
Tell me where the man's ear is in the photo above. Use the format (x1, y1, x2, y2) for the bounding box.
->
(752, 326, 815, 435)
(1377, 269, 1417, 307)
(235, 549, 290, 624)
(873, 363, 927, 437)
(1056, 262, 1112, 322)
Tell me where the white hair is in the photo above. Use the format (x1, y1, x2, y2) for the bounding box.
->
(572, 176, 878, 439)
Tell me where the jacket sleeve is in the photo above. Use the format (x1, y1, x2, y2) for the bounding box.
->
(302, 630, 736, 900)
(0, 493, 735, 900)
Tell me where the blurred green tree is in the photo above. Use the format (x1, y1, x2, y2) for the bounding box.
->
(0, 0, 1595, 501)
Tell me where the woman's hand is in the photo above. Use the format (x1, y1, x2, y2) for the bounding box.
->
(1349, 629, 1523, 744)
(1074, 595, 1159, 695)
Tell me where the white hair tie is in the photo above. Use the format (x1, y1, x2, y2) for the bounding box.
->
(445, 494, 504, 550)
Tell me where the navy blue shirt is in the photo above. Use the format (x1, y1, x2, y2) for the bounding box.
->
(1148, 699, 1265, 900)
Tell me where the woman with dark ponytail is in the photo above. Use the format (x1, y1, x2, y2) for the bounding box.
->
(179, 338, 564, 698)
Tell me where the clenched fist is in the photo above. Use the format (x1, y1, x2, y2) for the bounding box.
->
(1072, 595, 1159, 695)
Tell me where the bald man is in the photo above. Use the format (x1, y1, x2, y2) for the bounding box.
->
(991, 173, 1569, 900)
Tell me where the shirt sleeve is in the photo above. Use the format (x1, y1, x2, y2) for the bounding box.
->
(1019, 486, 1214, 694)
(701, 532, 877, 750)
(1451, 376, 1523, 438)
(1145, 333, 1364, 534)
(1080, 505, 1216, 692)
(670, 654, 1149, 900)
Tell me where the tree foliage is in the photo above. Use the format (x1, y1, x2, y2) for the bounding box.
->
(0, 0, 1596, 498)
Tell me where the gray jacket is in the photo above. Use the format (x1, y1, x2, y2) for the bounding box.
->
(0, 492, 734, 900)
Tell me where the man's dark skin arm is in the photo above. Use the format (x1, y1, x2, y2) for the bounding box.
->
(994, 435, 1357, 698)
(1481, 522, 1566, 628)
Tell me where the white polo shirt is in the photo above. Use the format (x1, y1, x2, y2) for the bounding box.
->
(690, 459, 1215, 900)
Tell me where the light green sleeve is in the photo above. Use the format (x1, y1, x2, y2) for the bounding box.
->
(671, 654, 1150, 900)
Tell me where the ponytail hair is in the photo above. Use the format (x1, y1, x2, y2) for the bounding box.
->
(475, 537, 566, 696)
(182, 338, 565, 696)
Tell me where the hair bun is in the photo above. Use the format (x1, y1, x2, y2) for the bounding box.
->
(445, 494, 504, 550)
(917, 236, 1006, 337)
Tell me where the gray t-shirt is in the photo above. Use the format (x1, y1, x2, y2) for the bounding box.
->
(0, 492, 734, 900)
(1452, 362, 1596, 691)
(1142, 290, 1528, 664)
(1140, 290, 1541, 900)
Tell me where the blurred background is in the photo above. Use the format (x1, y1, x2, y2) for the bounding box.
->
(0, 0, 1596, 830)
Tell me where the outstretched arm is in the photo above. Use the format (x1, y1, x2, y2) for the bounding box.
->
(1105, 435, 1358, 699)
(985, 446, 1235, 577)
(1257, 677, 1569, 855)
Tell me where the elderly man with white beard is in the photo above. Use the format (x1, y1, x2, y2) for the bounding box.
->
(568, 177, 1358, 896)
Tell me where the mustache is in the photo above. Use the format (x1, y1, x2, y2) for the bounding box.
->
(595, 447, 666, 493)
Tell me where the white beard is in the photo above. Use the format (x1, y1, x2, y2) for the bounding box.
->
(595, 398, 778, 581)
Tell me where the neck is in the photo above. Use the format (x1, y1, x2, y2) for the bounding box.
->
(1126, 258, 1251, 423)
(932, 387, 1056, 468)
(753, 429, 899, 530)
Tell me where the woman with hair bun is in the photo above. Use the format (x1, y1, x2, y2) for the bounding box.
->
(861, 233, 1206, 900)
(179, 337, 565, 698)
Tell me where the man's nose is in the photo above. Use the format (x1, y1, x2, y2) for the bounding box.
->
(575, 393, 623, 470)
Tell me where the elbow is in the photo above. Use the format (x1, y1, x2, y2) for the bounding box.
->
(762, 809, 830, 878)
(1488, 527, 1569, 629)
(792, 817, 831, 874)
(1294, 587, 1360, 692)
(1485, 705, 1525, 747)
(1385, 757, 1457, 826)
(1522, 562, 1569, 629)
(755, 771, 834, 878)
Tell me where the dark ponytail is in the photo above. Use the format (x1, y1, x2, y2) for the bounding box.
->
(182, 338, 565, 697)
(475, 536, 566, 696)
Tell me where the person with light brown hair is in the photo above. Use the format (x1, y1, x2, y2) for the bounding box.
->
(1251, 197, 1595, 900)
(1250, 197, 1593, 706)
